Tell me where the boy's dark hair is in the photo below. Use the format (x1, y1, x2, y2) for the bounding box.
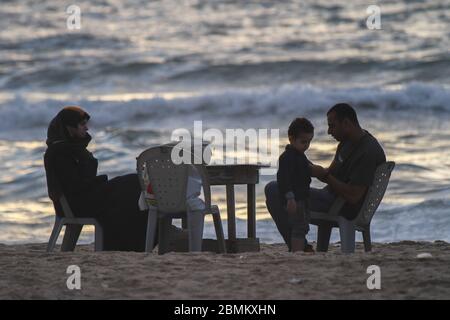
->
(327, 103, 359, 125)
(288, 117, 314, 139)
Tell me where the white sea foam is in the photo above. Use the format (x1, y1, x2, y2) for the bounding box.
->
(0, 82, 448, 133)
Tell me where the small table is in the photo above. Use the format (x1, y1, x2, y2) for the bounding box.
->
(205, 164, 269, 253)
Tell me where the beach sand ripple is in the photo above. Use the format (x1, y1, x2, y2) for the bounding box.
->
(1, 241, 449, 299)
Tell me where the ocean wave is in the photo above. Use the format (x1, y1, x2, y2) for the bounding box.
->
(1, 0, 449, 93)
(2, 53, 449, 91)
(165, 58, 410, 82)
(380, 199, 450, 216)
(0, 33, 128, 52)
(178, 57, 445, 91)
(372, 198, 450, 242)
(395, 163, 433, 172)
(0, 82, 448, 131)
(3, 60, 163, 89)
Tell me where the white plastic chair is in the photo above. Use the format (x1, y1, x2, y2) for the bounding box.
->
(310, 161, 395, 253)
(47, 195, 103, 252)
(136, 145, 226, 254)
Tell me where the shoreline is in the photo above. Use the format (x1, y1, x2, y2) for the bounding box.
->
(1, 241, 449, 299)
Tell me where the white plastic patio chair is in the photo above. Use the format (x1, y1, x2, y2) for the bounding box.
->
(47, 194, 103, 252)
(310, 161, 395, 253)
(136, 145, 226, 254)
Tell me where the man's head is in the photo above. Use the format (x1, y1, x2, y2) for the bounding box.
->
(288, 117, 314, 153)
(59, 106, 90, 139)
(327, 103, 360, 142)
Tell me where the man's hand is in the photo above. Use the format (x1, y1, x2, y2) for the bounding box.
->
(286, 198, 297, 216)
(310, 164, 329, 182)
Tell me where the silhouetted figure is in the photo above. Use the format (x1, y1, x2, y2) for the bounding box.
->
(44, 106, 148, 251)
(266, 103, 386, 251)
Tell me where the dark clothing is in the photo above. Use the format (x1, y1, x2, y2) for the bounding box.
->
(98, 174, 148, 252)
(44, 135, 108, 217)
(265, 130, 386, 248)
(276, 144, 311, 205)
(276, 144, 312, 242)
(44, 113, 147, 251)
(331, 130, 386, 219)
(288, 200, 310, 239)
(265, 182, 322, 250)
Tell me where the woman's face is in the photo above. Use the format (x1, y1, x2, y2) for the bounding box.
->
(67, 120, 89, 139)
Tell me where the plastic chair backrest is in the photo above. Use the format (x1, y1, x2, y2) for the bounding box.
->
(137, 146, 189, 214)
(355, 161, 395, 227)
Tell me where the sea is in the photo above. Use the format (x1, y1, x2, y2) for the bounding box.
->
(0, 0, 449, 245)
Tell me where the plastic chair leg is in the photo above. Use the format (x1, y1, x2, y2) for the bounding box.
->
(47, 216, 63, 252)
(362, 229, 372, 252)
(158, 216, 172, 255)
(316, 224, 332, 252)
(187, 210, 204, 252)
(338, 216, 356, 254)
(61, 224, 83, 252)
(145, 209, 158, 253)
(212, 211, 227, 253)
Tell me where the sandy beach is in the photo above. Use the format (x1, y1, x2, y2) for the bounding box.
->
(1, 241, 449, 300)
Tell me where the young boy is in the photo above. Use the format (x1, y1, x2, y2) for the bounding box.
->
(277, 117, 314, 252)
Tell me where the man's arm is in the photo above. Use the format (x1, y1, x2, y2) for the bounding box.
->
(323, 174, 367, 205)
(320, 151, 376, 205)
(312, 162, 367, 205)
(327, 158, 338, 173)
(310, 164, 326, 178)
(309, 155, 338, 178)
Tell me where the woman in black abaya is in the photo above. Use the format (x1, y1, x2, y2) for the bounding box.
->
(44, 106, 148, 251)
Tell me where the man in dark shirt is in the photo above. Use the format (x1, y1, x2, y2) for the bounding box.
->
(265, 103, 386, 251)
(312, 103, 386, 220)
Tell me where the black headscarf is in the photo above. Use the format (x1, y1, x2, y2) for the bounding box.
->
(44, 106, 92, 202)
(46, 106, 91, 147)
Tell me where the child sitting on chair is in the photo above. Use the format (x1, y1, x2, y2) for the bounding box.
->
(277, 117, 317, 253)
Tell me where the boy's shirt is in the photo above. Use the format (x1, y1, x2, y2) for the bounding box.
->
(277, 144, 312, 205)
